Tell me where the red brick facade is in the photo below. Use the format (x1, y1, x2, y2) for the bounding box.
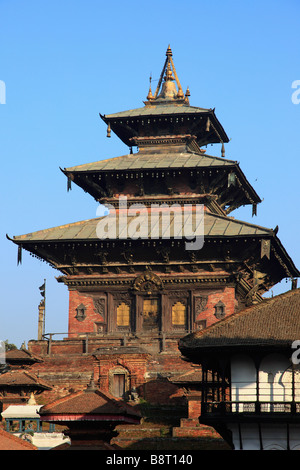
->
(67, 283, 237, 338)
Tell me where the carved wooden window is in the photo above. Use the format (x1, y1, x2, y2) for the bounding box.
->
(117, 302, 130, 327)
(171, 301, 186, 327)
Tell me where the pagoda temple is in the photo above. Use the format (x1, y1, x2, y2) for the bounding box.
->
(8, 46, 299, 405)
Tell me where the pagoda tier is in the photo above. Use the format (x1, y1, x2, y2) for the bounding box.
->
(100, 45, 229, 149)
(8, 208, 299, 298)
(62, 149, 261, 216)
(62, 46, 260, 215)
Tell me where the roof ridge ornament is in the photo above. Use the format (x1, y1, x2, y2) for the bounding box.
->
(145, 45, 190, 105)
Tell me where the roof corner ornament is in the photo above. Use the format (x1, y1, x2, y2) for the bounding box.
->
(185, 86, 190, 104)
(146, 74, 154, 101)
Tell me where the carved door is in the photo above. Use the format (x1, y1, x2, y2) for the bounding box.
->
(113, 374, 125, 398)
(142, 297, 160, 332)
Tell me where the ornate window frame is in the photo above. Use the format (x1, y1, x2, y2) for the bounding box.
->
(214, 300, 226, 319)
(75, 303, 86, 322)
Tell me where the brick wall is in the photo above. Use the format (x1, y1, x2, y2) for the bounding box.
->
(67, 285, 237, 337)
(68, 290, 103, 336)
(195, 286, 236, 328)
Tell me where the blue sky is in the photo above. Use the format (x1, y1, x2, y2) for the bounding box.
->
(1, 0, 299, 347)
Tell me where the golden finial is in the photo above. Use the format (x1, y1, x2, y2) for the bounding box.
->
(177, 87, 184, 98)
(147, 74, 154, 100)
(147, 86, 153, 100)
(166, 44, 172, 56)
(165, 62, 174, 81)
(184, 86, 190, 104)
(151, 45, 186, 103)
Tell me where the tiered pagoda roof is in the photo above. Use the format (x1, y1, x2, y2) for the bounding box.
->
(8, 46, 299, 299)
(62, 151, 261, 214)
(99, 45, 229, 149)
(62, 45, 260, 215)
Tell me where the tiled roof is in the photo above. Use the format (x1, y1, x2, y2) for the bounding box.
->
(0, 429, 37, 450)
(170, 369, 204, 383)
(0, 370, 52, 390)
(11, 211, 273, 243)
(103, 104, 210, 119)
(179, 288, 300, 352)
(64, 151, 236, 173)
(39, 387, 141, 419)
(5, 348, 43, 363)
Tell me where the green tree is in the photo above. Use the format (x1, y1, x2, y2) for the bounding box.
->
(4, 340, 17, 351)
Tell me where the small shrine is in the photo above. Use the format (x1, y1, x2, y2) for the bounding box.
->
(39, 381, 141, 449)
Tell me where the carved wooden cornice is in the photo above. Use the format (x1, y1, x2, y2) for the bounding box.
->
(57, 272, 233, 289)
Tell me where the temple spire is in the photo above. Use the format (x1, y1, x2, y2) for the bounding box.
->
(145, 45, 189, 105)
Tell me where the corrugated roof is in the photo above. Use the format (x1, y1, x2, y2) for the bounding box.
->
(65, 152, 236, 173)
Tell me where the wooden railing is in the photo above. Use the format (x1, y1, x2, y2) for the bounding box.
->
(202, 401, 300, 415)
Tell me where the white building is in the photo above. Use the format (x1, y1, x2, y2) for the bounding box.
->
(179, 288, 300, 450)
(1, 395, 70, 450)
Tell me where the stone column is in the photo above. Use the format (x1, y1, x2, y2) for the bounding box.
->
(38, 300, 45, 340)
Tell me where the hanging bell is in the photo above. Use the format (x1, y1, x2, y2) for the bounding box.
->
(221, 142, 225, 157)
(206, 117, 210, 132)
(228, 171, 236, 187)
(107, 122, 111, 138)
(17, 244, 23, 265)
